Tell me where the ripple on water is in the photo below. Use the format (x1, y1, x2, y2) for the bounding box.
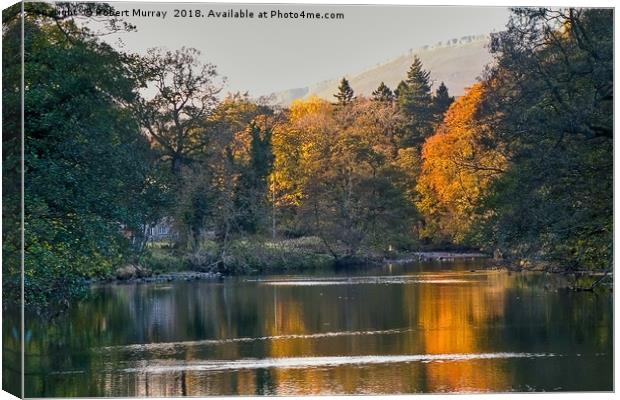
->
(118, 352, 558, 374)
(251, 276, 476, 286)
(96, 328, 416, 352)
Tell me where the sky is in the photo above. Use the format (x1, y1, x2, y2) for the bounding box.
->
(88, 2, 511, 97)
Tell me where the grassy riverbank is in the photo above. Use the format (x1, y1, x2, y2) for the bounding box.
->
(141, 237, 350, 276)
(130, 236, 487, 280)
(129, 238, 611, 293)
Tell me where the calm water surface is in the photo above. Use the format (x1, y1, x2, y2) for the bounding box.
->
(4, 261, 613, 396)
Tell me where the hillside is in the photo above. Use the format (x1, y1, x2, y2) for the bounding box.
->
(271, 35, 493, 105)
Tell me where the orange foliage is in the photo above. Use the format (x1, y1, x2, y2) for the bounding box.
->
(416, 83, 506, 243)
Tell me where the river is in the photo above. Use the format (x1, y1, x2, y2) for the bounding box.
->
(3, 260, 613, 396)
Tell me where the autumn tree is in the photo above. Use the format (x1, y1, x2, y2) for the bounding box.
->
(175, 94, 275, 256)
(416, 83, 505, 243)
(271, 97, 417, 259)
(270, 96, 336, 236)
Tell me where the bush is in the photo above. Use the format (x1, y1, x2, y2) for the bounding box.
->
(140, 249, 184, 273)
(221, 237, 335, 274)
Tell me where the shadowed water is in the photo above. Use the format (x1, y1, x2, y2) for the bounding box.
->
(4, 261, 613, 396)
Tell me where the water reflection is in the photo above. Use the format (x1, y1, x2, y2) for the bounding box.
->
(2, 309, 21, 397)
(417, 271, 509, 391)
(13, 262, 613, 396)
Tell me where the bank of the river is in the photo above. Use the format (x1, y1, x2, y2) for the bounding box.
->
(105, 249, 493, 285)
(104, 251, 485, 284)
(385, 251, 489, 263)
(92, 270, 223, 285)
(98, 246, 611, 292)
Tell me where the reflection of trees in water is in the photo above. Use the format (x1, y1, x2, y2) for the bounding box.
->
(495, 274, 613, 391)
(261, 282, 426, 394)
(417, 271, 509, 391)
(2, 309, 21, 396)
(266, 290, 323, 395)
(18, 272, 613, 396)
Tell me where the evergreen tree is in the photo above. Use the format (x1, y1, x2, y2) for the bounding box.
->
(396, 57, 435, 147)
(372, 82, 394, 102)
(334, 77, 355, 106)
(404, 57, 432, 96)
(432, 81, 454, 121)
(394, 80, 408, 99)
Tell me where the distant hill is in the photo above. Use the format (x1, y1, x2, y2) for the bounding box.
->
(270, 35, 493, 106)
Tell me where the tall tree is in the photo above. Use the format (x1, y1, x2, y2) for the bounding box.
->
(473, 8, 612, 271)
(372, 81, 394, 102)
(134, 47, 222, 177)
(2, 3, 170, 308)
(2, 3, 24, 308)
(396, 57, 435, 147)
(174, 94, 275, 255)
(394, 80, 407, 99)
(334, 77, 355, 106)
(235, 119, 275, 234)
(272, 97, 418, 260)
(416, 83, 505, 243)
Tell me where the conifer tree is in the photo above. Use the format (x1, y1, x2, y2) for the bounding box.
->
(334, 77, 355, 106)
(372, 82, 394, 102)
(433, 81, 454, 121)
(396, 56, 435, 147)
(394, 80, 408, 99)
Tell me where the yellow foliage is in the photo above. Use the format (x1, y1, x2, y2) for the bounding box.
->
(288, 95, 332, 122)
(271, 96, 336, 207)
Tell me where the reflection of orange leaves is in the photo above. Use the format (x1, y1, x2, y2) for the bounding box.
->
(418, 273, 509, 391)
(417, 84, 506, 242)
(267, 295, 330, 395)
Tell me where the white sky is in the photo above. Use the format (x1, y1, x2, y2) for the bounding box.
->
(82, 2, 511, 96)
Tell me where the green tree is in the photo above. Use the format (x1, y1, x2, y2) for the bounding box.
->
(472, 8, 612, 271)
(2, 3, 170, 309)
(2, 3, 24, 308)
(235, 119, 275, 234)
(394, 80, 407, 99)
(334, 77, 355, 106)
(432, 81, 454, 120)
(372, 81, 395, 102)
(396, 56, 435, 147)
